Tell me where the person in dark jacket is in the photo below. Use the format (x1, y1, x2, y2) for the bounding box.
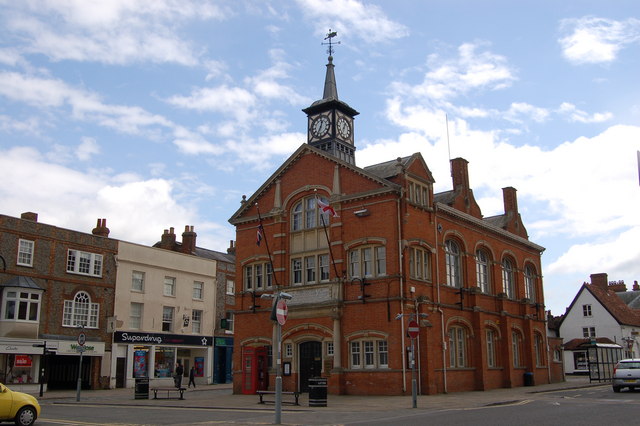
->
(174, 362, 184, 388)
(188, 366, 196, 388)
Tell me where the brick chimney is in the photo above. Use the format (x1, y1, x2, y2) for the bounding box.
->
(181, 225, 197, 255)
(633, 281, 639, 291)
(159, 227, 177, 250)
(590, 273, 608, 290)
(503, 187, 519, 216)
(92, 218, 110, 237)
(450, 158, 470, 191)
(609, 280, 627, 292)
(227, 240, 236, 255)
(21, 212, 38, 222)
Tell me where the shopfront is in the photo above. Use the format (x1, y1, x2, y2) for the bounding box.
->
(0, 339, 43, 388)
(112, 331, 213, 388)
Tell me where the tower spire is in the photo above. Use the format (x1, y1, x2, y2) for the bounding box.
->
(321, 30, 340, 101)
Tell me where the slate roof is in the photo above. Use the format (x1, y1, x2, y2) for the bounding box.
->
(616, 290, 640, 309)
(363, 156, 413, 180)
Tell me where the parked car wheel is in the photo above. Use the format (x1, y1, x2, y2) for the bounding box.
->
(14, 406, 37, 426)
(613, 386, 621, 392)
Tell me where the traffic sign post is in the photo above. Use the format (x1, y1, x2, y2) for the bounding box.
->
(407, 319, 419, 408)
(276, 299, 288, 325)
(76, 327, 85, 402)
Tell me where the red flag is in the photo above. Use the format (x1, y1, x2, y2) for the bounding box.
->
(317, 199, 338, 217)
(256, 225, 263, 246)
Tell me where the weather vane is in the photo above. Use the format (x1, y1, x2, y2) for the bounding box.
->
(322, 29, 340, 57)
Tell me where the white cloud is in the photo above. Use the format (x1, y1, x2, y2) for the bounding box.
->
(557, 102, 613, 123)
(392, 42, 516, 103)
(559, 16, 640, 64)
(77, 137, 100, 161)
(2, 0, 230, 66)
(296, 0, 409, 44)
(0, 145, 234, 250)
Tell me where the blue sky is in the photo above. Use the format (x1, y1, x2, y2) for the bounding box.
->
(1, 0, 639, 316)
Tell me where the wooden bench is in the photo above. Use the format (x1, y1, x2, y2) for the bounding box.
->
(256, 390, 300, 406)
(152, 387, 186, 400)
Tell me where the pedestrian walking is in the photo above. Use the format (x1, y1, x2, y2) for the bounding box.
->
(174, 362, 184, 388)
(188, 366, 196, 388)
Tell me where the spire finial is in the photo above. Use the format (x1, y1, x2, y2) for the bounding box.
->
(322, 29, 340, 58)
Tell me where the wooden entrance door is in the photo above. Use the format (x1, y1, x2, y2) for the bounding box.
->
(299, 341, 322, 392)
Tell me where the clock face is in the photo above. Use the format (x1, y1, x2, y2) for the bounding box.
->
(337, 117, 351, 139)
(311, 116, 330, 138)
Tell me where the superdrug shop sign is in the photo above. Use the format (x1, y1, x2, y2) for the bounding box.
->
(114, 331, 213, 347)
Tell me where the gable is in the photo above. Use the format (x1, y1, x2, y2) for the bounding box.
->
(229, 144, 400, 225)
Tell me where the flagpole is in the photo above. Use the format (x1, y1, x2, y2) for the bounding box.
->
(256, 203, 280, 290)
(314, 191, 341, 281)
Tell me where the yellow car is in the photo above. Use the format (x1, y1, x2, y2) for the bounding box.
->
(0, 383, 40, 426)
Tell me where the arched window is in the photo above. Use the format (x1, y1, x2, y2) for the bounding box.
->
(63, 291, 99, 328)
(534, 333, 545, 367)
(512, 330, 523, 367)
(502, 258, 515, 298)
(475, 249, 490, 293)
(486, 328, 499, 368)
(445, 240, 462, 288)
(291, 196, 331, 231)
(524, 265, 536, 302)
(448, 325, 468, 368)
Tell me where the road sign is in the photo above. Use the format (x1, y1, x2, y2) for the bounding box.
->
(276, 299, 288, 325)
(407, 320, 419, 339)
(78, 332, 86, 346)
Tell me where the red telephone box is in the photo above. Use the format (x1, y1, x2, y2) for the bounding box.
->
(241, 346, 268, 394)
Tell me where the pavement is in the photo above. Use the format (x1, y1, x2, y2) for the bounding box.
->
(33, 375, 607, 413)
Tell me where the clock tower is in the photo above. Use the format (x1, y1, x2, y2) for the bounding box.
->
(303, 32, 359, 165)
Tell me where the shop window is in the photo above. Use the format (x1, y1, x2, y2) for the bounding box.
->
(2, 289, 41, 322)
(67, 249, 102, 277)
(62, 291, 99, 328)
(154, 347, 176, 378)
(17, 239, 34, 267)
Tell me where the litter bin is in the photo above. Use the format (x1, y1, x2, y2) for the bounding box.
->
(523, 372, 534, 387)
(134, 377, 149, 399)
(308, 377, 327, 407)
